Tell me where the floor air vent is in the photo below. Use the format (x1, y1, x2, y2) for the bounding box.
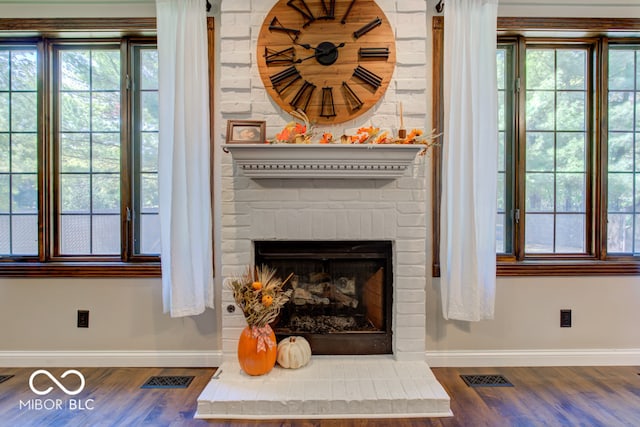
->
(460, 374, 513, 387)
(0, 375, 14, 384)
(141, 376, 194, 389)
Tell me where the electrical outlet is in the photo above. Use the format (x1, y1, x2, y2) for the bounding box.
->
(560, 309, 572, 328)
(77, 310, 89, 328)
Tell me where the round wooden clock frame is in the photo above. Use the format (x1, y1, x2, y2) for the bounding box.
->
(256, 0, 396, 125)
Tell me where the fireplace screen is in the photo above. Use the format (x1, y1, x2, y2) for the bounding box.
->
(255, 241, 392, 355)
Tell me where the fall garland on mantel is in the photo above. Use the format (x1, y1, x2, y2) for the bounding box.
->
(270, 110, 440, 155)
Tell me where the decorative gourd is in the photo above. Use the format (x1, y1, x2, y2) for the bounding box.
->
(277, 336, 312, 369)
(237, 325, 277, 376)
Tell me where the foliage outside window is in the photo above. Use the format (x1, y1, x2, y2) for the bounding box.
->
(433, 17, 640, 276)
(0, 19, 164, 277)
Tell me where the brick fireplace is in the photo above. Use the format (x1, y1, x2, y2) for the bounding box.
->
(196, 146, 451, 419)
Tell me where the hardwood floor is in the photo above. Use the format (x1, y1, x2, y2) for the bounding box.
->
(0, 366, 638, 426)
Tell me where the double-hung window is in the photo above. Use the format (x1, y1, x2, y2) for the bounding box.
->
(433, 17, 640, 275)
(0, 19, 162, 276)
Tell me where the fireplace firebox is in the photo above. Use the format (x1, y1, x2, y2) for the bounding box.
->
(255, 240, 393, 355)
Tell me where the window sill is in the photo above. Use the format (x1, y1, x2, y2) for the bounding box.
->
(497, 260, 640, 276)
(0, 262, 161, 278)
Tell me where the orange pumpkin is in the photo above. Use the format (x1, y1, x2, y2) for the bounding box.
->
(237, 325, 277, 376)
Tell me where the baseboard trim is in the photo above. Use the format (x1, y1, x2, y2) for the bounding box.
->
(426, 349, 640, 367)
(0, 351, 223, 368)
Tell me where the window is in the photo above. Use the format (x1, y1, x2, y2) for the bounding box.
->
(0, 18, 189, 277)
(432, 17, 640, 275)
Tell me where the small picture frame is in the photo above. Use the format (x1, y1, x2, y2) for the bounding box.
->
(226, 120, 266, 144)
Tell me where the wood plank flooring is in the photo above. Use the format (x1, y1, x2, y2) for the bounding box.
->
(0, 366, 638, 426)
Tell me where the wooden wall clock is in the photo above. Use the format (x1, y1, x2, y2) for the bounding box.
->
(256, 0, 396, 125)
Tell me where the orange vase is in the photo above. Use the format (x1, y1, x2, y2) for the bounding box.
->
(237, 325, 277, 376)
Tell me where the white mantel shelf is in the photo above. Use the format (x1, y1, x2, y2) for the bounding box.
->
(223, 144, 423, 179)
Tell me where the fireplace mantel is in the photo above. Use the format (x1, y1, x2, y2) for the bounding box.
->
(222, 144, 423, 179)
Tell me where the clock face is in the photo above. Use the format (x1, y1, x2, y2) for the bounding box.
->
(257, 0, 396, 125)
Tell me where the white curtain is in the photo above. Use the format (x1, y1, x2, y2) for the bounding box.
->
(156, 0, 214, 317)
(440, 0, 499, 321)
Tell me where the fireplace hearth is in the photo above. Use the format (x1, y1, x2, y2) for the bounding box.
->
(255, 240, 393, 355)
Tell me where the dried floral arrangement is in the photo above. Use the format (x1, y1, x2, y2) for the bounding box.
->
(270, 110, 440, 155)
(228, 265, 293, 328)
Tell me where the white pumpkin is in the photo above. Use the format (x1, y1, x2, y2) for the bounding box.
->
(277, 336, 311, 369)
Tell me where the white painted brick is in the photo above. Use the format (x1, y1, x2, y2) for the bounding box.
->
(396, 264, 426, 277)
(220, 101, 252, 114)
(220, 23, 251, 39)
(221, 0, 251, 12)
(221, 213, 251, 227)
(396, 276, 427, 290)
(397, 225, 426, 239)
(396, 290, 425, 304)
(398, 213, 426, 227)
(396, 252, 426, 266)
(395, 239, 426, 252)
(396, 313, 427, 328)
(397, 199, 426, 213)
(380, 190, 414, 202)
(397, 24, 427, 40)
(397, 51, 427, 66)
(396, 1, 427, 13)
(220, 51, 251, 65)
(396, 79, 427, 91)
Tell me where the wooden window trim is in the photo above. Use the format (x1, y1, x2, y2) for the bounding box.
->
(0, 18, 216, 278)
(431, 16, 640, 277)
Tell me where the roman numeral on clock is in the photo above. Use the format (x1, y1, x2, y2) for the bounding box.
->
(320, 87, 336, 118)
(353, 65, 382, 91)
(270, 66, 302, 94)
(342, 81, 363, 112)
(319, 0, 336, 20)
(359, 47, 390, 59)
(290, 80, 316, 113)
(287, 0, 315, 27)
(265, 47, 296, 65)
(269, 17, 301, 41)
(353, 17, 382, 39)
(341, 0, 357, 24)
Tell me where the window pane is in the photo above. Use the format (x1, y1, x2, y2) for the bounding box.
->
(92, 133, 120, 172)
(11, 174, 37, 214)
(608, 173, 634, 213)
(556, 214, 585, 252)
(525, 47, 588, 255)
(526, 90, 555, 130)
(11, 50, 37, 91)
(526, 173, 554, 212)
(140, 213, 160, 254)
(556, 132, 585, 172)
(134, 46, 160, 256)
(60, 133, 90, 173)
(496, 213, 505, 254)
(525, 214, 554, 253)
(526, 132, 554, 171)
(11, 214, 37, 255)
(57, 47, 122, 256)
(11, 92, 37, 132)
(609, 50, 635, 90)
(607, 213, 633, 253)
(0, 46, 38, 257)
(61, 175, 90, 213)
(556, 50, 586, 90)
(92, 215, 120, 254)
(608, 48, 640, 254)
(11, 133, 37, 172)
(556, 173, 585, 212)
(60, 215, 90, 254)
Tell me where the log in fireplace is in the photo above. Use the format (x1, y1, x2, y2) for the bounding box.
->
(255, 240, 393, 355)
